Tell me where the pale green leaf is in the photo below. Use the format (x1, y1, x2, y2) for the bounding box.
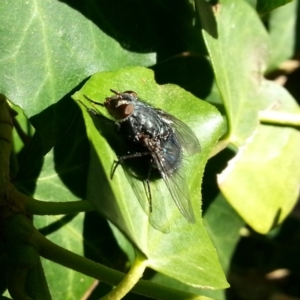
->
(197, 0, 270, 146)
(257, 0, 294, 15)
(268, 0, 298, 71)
(218, 81, 300, 233)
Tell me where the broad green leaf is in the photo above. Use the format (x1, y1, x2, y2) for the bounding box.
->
(38, 215, 94, 300)
(267, 0, 298, 71)
(22, 174, 94, 299)
(0, 0, 155, 119)
(14, 110, 94, 299)
(72, 66, 228, 289)
(1, 0, 205, 154)
(218, 81, 300, 233)
(197, 0, 300, 233)
(197, 0, 270, 146)
(151, 193, 244, 300)
(257, 0, 294, 15)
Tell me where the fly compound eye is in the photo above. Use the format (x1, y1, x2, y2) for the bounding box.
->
(105, 100, 134, 120)
(118, 103, 134, 118)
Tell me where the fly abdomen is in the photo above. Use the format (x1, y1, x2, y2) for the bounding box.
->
(159, 134, 182, 175)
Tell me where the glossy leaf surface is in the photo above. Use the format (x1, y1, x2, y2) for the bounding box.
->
(72, 66, 228, 289)
(198, 0, 300, 233)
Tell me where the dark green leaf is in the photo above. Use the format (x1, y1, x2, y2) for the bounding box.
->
(19, 151, 94, 299)
(0, 0, 155, 119)
(257, 0, 294, 15)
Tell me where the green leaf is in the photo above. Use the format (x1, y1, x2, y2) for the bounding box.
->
(10, 103, 34, 154)
(197, 0, 270, 146)
(72, 66, 228, 289)
(218, 81, 300, 233)
(197, 0, 300, 233)
(21, 170, 94, 299)
(14, 105, 94, 299)
(38, 215, 94, 300)
(151, 193, 244, 300)
(267, 0, 298, 71)
(257, 0, 294, 15)
(0, 0, 155, 119)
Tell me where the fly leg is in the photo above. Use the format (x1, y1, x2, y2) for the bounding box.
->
(110, 152, 151, 179)
(145, 165, 153, 213)
(83, 95, 105, 117)
(83, 95, 104, 107)
(77, 95, 115, 125)
(76, 96, 103, 118)
(111, 152, 154, 213)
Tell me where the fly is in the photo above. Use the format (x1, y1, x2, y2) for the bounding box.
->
(82, 89, 201, 231)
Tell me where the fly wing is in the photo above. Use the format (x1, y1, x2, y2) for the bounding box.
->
(150, 138, 196, 223)
(155, 109, 201, 155)
(121, 158, 170, 233)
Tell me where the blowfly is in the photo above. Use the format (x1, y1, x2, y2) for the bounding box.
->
(83, 89, 201, 231)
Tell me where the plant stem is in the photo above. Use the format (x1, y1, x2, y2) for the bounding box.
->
(259, 111, 300, 126)
(34, 230, 212, 299)
(101, 253, 147, 300)
(24, 196, 93, 215)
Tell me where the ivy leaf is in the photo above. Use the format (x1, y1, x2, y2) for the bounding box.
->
(197, 0, 270, 146)
(257, 0, 294, 15)
(0, 0, 155, 119)
(267, 1, 298, 71)
(218, 81, 300, 233)
(197, 0, 300, 233)
(72, 66, 228, 289)
(151, 193, 244, 300)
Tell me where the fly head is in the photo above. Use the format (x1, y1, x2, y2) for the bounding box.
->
(104, 90, 138, 121)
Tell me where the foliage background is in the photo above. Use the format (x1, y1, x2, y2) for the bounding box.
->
(1, 0, 300, 299)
